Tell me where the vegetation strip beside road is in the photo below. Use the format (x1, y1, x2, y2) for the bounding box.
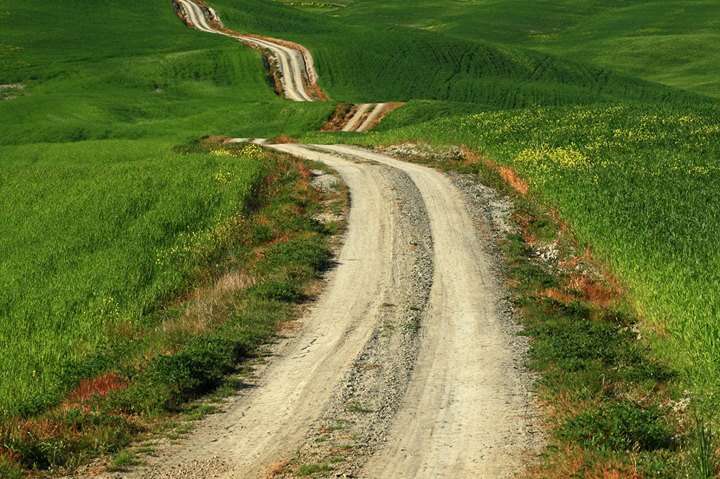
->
(0, 143, 342, 477)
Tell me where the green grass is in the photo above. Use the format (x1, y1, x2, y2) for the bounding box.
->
(323, 0, 720, 99)
(107, 450, 140, 472)
(0, 139, 266, 417)
(307, 101, 720, 403)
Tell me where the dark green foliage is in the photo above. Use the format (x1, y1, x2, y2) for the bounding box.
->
(260, 237, 333, 273)
(146, 338, 240, 406)
(249, 281, 304, 303)
(561, 401, 674, 452)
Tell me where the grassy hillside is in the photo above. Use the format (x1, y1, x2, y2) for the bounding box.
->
(211, 0, 710, 108)
(2, 0, 720, 474)
(0, 0, 332, 145)
(319, 0, 720, 99)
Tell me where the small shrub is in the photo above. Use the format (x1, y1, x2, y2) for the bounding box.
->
(298, 462, 332, 476)
(260, 237, 331, 272)
(249, 281, 304, 302)
(560, 401, 674, 452)
(108, 450, 139, 472)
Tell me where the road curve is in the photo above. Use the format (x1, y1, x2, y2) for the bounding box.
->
(112, 145, 434, 479)
(110, 143, 536, 478)
(315, 145, 535, 478)
(177, 0, 317, 101)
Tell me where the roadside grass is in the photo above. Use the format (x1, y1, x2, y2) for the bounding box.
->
(298, 462, 333, 476)
(369, 146, 698, 475)
(107, 450, 140, 472)
(306, 101, 720, 425)
(0, 144, 339, 475)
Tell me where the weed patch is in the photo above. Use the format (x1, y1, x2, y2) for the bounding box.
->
(560, 401, 674, 452)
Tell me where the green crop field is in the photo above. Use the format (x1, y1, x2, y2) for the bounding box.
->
(0, 140, 265, 417)
(2, 0, 720, 475)
(323, 0, 720, 99)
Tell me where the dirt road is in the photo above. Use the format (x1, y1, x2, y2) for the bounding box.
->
(319, 146, 537, 478)
(177, 1, 397, 130)
(105, 144, 537, 479)
(113, 3, 542, 477)
(177, 0, 318, 101)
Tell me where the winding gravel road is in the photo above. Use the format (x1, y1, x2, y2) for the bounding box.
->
(177, 1, 396, 131)
(178, 0, 317, 101)
(110, 3, 541, 478)
(105, 144, 537, 479)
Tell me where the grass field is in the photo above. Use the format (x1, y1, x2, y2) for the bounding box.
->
(322, 0, 720, 99)
(3, 0, 720, 474)
(0, 140, 267, 417)
(0, 0, 332, 145)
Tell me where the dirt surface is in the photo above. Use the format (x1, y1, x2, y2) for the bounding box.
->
(316, 146, 540, 478)
(334, 103, 403, 132)
(177, 0, 321, 101)
(88, 144, 540, 479)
